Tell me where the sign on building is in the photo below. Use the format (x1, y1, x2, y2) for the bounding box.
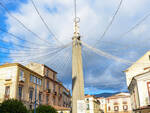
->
(77, 100, 86, 113)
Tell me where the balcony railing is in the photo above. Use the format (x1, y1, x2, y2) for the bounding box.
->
(46, 89, 51, 93)
(19, 77, 25, 82)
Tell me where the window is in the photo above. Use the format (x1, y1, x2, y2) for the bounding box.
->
(20, 70, 24, 80)
(114, 106, 119, 111)
(29, 90, 33, 101)
(46, 80, 49, 89)
(30, 75, 33, 82)
(59, 87, 60, 94)
(38, 78, 42, 85)
(123, 105, 128, 111)
(18, 87, 22, 100)
(53, 83, 56, 92)
(39, 79, 42, 85)
(5, 86, 10, 97)
(46, 69, 49, 77)
(53, 73, 55, 80)
(53, 97, 56, 105)
(36, 78, 38, 84)
(108, 106, 111, 111)
(29, 105, 32, 110)
(39, 93, 42, 104)
(46, 95, 49, 105)
(33, 76, 36, 83)
(147, 82, 150, 99)
(86, 104, 90, 110)
(43, 79, 45, 90)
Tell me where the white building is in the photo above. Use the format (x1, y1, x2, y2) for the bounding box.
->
(85, 95, 100, 113)
(124, 51, 150, 113)
(128, 71, 150, 113)
(124, 51, 150, 87)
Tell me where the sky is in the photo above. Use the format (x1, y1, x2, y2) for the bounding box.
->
(0, 0, 150, 95)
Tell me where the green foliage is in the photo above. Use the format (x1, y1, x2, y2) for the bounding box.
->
(32, 105, 57, 113)
(0, 99, 28, 113)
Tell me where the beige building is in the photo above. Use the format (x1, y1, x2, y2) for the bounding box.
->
(97, 93, 132, 113)
(85, 95, 100, 113)
(26, 62, 71, 108)
(124, 51, 150, 113)
(0, 62, 71, 112)
(106, 93, 132, 113)
(0, 63, 43, 109)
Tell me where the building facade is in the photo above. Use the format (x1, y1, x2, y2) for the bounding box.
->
(97, 97, 107, 113)
(128, 70, 150, 113)
(124, 51, 150, 87)
(97, 93, 132, 113)
(85, 95, 100, 113)
(26, 62, 71, 108)
(105, 93, 132, 113)
(0, 63, 43, 109)
(124, 51, 150, 113)
(0, 63, 71, 112)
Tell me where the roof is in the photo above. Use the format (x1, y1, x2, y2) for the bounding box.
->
(85, 95, 95, 98)
(52, 105, 71, 111)
(0, 63, 71, 95)
(124, 51, 150, 72)
(27, 62, 57, 74)
(128, 70, 150, 88)
(0, 63, 43, 78)
(43, 64, 57, 74)
(106, 92, 130, 99)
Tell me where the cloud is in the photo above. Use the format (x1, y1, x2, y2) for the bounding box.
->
(1, 0, 150, 94)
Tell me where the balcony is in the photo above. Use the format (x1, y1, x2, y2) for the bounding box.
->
(54, 91, 57, 96)
(59, 94, 62, 97)
(46, 89, 51, 93)
(53, 91, 57, 96)
(19, 77, 25, 82)
(5, 75, 12, 81)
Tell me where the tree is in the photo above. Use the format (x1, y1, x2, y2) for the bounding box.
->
(32, 105, 57, 113)
(0, 99, 28, 113)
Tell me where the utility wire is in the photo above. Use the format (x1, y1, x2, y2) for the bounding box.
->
(120, 12, 150, 38)
(0, 27, 50, 48)
(12, 42, 71, 63)
(0, 47, 62, 59)
(81, 41, 133, 64)
(0, 46, 62, 57)
(0, 36, 52, 50)
(0, 2, 51, 46)
(0, 27, 53, 48)
(94, 0, 123, 47)
(0, 42, 71, 61)
(0, 44, 58, 53)
(30, 0, 63, 45)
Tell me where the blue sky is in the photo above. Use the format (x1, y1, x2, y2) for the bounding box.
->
(0, 0, 150, 94)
